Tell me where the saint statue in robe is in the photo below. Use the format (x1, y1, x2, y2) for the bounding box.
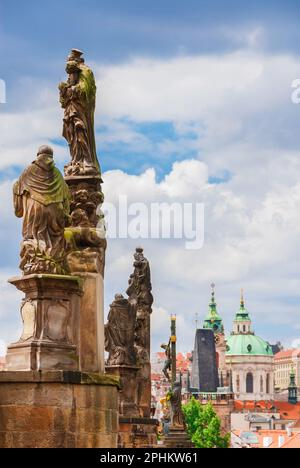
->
(59, 49, 101, 177)
(13, 145, 70, 275)
(105, 294, 137, 366)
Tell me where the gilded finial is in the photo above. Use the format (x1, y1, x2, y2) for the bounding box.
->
(211, 282, 215, 303)
(240, 288, 245, 308)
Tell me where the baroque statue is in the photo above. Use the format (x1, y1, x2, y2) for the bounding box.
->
(169, 381, 186, 429)
(59, 49, 101, 177)
(105, 294, 137, 366)
(127, 247, 154, 318)
(126, 247, 154, 417)
(161, 341, 172, 381)
(13, 145, 70, 275)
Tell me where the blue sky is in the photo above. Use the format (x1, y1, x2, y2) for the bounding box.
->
(1, 1, 300, 354)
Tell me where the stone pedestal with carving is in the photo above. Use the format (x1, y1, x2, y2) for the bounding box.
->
(106, 365, 140, 418)
(5, 275, 82, 371)
(66, 231, 106, 373)
(0, 371, 119, 448)
(64, 172, 106, 375)
(118, 417, 158, 448)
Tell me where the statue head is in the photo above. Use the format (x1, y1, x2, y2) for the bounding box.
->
(111, 293, 130, 309)
(66, 49, 84, 77)
(37, 145, 53, 157)
(36, 145, 54, 169)
(68, 48, 84, 64)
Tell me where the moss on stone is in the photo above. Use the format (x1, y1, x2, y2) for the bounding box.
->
(81, 372, 120, 388)
(64, 228, 78, 249)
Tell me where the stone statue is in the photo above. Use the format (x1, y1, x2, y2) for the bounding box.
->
(59, 49, 101, 177)
(127, 247, 154, 317)
(170, 381, 186, 429)
(161, 341, 172, 381)
(135, 324, 150, 417)
(13, 145, 70, 275)
(127, 247, 153, 360)
(126, 247, 153, 417)
(105, 294, 137, 366)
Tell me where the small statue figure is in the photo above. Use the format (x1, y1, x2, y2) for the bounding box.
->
(126, 247, 154, 418)
(170, 381, 186, 429)
(135, 327, 150, 417)
(105, 294, 137, 366)
(13, 145, 70, 275)
(161, 341, 172, 381)
(59, 49, 101, 177)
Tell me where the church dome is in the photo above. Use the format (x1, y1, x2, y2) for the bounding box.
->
(226, 334, 273, 357)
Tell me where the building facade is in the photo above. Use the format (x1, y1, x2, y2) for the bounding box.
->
(226, 292, 274, 401)
(274, 349, 300, 391)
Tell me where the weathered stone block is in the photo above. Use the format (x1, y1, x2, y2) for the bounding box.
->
(0, 371, 119, 448)
(6, 275, 82, 372)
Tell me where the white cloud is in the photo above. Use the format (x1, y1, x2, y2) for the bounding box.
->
(102, 158, 300, 351)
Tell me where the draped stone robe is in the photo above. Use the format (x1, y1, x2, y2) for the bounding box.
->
(13, 157, 70, 274)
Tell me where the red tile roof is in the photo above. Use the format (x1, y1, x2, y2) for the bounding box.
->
(293, 418, 300, 429)
(234, 400, 300, 420)
(275, 349, 300, 360)
(274, 402, 300, 420)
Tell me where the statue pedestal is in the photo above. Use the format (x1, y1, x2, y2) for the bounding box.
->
(6, 275, 82, 371)
(106, 365, 140, 418)
(162, 426, 193, 448)
(136, 361, 152, 418)
(118, 417, 159, 448)
(66, 238, 106, 374)
(0, 370, 119, 448)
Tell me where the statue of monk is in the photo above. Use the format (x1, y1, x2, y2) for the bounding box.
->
(105, 294, 137, 366)
(59, 49, 101, 177)
(13, 145, 70, 275)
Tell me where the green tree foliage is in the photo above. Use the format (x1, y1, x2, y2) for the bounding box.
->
(182, 398, 230, 448)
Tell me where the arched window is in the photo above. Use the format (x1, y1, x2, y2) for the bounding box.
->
(236, 375, 240, 393)
(243, 325, 246, 333)
(246, 373, 254, 394)
(260, 375, 264, 393)
(266, 374, 270, 394)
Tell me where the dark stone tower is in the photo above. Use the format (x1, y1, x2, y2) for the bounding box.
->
(191, 328, 219, 392)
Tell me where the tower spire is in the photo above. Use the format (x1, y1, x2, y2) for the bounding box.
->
(211, 282, 216, 305)
(288, 365, 298, 404)
(240, 288, 245, 308)
(232, 289, 252, 335)
(203, 283, 224, 334)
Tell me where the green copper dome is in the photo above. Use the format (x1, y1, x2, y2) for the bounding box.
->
(226, 334, 273, 357)
(203, 284, 224, 334)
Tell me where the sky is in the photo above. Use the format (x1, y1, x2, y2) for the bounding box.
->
(1, 0, 300, 356)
